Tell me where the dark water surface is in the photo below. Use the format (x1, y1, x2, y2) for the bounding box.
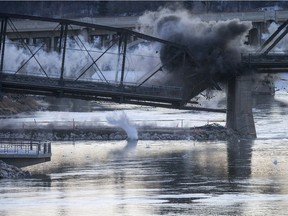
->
(1, 93, 288, 216)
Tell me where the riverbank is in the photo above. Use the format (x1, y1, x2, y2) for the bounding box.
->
(0, 160, 31, 179)
(0, 94, 40, 115)
(0, 123, 240, 141)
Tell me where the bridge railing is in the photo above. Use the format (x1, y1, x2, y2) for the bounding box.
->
(118, 82, 183, 99)
(0, 139, 51, 156)
(1, 72, 184, 100)
(242, 52, 288, 66)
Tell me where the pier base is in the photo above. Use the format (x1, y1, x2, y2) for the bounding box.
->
(226, 74, 257, 139)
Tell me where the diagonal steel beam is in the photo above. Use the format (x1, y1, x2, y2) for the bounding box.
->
(58, 24, 64, 53)
(60, 23, 68, 81)
(120, 33, 128, 86)
(7, 18, 49, 78)
(263, 27, 288, 55)
(15, 23, 61, 75)
(75, 36, 120, 81)
(137, 50, 184, 87)
(68, 24, 108, 83)
(0, 17, 7, 72)
(0, 18, 4, 51)
(15, 43, 45, 74)
(258, 19, 288, 53)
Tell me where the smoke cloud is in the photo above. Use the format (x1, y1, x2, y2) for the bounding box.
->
(137, 8, 252, 98)
(106, 111, 138, 140)
(3, 36, 160, 84)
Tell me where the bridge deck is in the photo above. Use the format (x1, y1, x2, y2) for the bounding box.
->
(1, 72, 184, 107)
(242, 53, 288, 72)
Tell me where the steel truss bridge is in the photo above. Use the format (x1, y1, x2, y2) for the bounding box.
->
(0, 13, 288, 113)
(0, 13, 221, 111)
(241, 19, 288, 73)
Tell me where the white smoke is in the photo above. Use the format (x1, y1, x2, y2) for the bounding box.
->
(3, 35, 161, 84)
(261, 22, 278, 40)
(106, 111, 138, 140)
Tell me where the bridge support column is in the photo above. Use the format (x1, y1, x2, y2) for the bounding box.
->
(0, 17, 7, 72)
(226, 74, 256, 139)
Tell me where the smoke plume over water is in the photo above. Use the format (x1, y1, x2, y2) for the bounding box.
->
(137, 8, 252, 95)
(106, 111, 138, 140)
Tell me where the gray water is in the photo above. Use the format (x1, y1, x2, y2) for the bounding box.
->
(1, 93, 288, 216)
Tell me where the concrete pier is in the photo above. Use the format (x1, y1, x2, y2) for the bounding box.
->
(226, 74, 257, 139)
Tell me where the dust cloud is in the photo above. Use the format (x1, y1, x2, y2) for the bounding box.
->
(137, 8, 252, 98)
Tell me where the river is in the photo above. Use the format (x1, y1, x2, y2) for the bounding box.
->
(1, 92, 288, 216)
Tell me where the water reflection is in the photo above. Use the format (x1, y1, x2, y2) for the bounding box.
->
(108, 139, 138, 159)
(227, 139, 253, 179)
(253, 93, 288, 139)
(2, 91, 288, 215)
(253, 94, 288, 109)
(1, 139, 288, 216)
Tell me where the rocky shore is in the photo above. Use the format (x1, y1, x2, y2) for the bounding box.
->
(0, 124, 239, 178)
(0, 123, 240, 141)
(0, 160, 31, 179)
(0, 94, 40, 115)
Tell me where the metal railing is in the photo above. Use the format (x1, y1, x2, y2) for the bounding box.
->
(1, 72, 184, 100)
(0, 139, 51, 156)
(242, 52, 288, 65)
